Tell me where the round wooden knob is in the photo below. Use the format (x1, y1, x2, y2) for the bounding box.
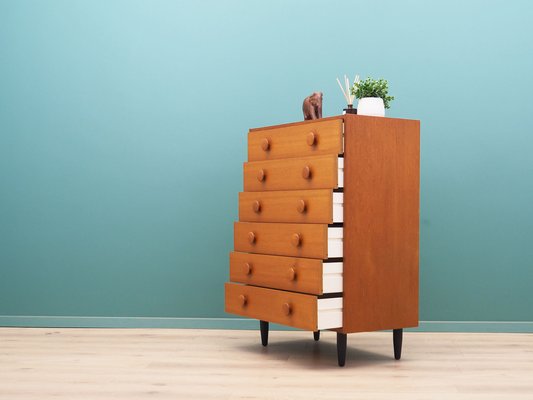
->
(248, 232, 256, 244)
(282, 303, 292, 316)
(257, 169, 266, 182)
(239, 294, 247, 306)
(307, 131, 317, 146)
(244, 262, 252, 275)
(302, 165, 311, 179)
(261, 138, 270, 151)
(252, 200, 261, 213)
(291, 233, 301, 247)
(287, 267, 297, 281)
(297, 199, 307, 213)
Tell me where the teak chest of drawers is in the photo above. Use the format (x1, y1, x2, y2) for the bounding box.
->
(225, 115, 420, 366)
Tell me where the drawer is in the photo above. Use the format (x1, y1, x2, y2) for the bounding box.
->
(234, 222, 343, 259)
(243, 155, 343, 192)
(248, 118, 343, 161)
(230, 252, 343, 295)
(225, 282, 343, 331)
(239, 189, 343, 224)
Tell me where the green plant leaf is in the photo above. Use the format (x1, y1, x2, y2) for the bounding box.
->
(352, 77, 394, 109)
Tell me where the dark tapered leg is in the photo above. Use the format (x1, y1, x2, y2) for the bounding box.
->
(337, 332, 347, 367)
(260, 320, 269, 346)
(313, 331, 320, 341)
(393, 328, 403, 360)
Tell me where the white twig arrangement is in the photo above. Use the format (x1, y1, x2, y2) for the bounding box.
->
(336, 74, 360, 106)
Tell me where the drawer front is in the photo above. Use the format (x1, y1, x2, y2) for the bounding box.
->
(230, 252, 343, 295)
(239, 189, 336, 224)
(225, 283, 317, 330)
(243, 154, 340, 192)
(225, 283, 343, 331)
(248, 119, 343, 161)
(230, 252, 324, 294)
(234, 222, 328, 259)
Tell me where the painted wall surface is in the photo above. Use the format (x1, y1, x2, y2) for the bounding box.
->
(1, 0, 532, 327)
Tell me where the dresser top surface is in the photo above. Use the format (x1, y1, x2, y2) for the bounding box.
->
(249, 114, 420, 132)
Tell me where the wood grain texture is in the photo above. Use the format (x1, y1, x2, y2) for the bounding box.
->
(243, 154, 338, 192)
(248, 115, 344, 132)
(225, 283, 318, 331)
(2, 328, 533, 400)
(342, 114, 420, 333)
(239, 189, 333, 224)
(234, 222, 328, 259)
(230, 251, 324, 295)
(248, 118, 343, 161)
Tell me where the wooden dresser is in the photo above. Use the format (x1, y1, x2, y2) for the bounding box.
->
(225, 114, 420, 366)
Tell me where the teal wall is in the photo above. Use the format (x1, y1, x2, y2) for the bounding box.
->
(1, 0, 532, 329)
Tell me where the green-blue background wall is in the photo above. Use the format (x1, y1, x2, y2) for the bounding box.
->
(1, 0, 532, 330)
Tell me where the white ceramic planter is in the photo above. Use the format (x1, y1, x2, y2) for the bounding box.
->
(357, 97, 385, 117)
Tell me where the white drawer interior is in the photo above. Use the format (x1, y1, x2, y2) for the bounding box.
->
(317, 297, 343, 330)
(322, 261, 343, 293)
(327, 227, 343, 258)
(332, 192, 343, 223)
(338, 157, 344, 188)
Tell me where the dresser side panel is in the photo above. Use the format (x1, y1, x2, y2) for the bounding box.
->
(342, 115, 420, 333)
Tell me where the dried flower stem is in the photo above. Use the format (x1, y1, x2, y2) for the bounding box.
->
(337, 74, 358, 105)
(336, 77, 350, 104)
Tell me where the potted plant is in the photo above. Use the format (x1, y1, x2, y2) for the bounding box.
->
(351, 77, 394, 117)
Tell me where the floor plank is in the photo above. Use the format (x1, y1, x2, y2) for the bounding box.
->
(0, 328, 532, 399)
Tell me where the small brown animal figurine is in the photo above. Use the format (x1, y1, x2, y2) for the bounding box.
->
(302, 92, 323, 120)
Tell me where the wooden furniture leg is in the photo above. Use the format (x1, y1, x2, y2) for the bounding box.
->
(313, 331, 320, 341)
(337, 332, 347, 367)
(260, 320, 269, 346)
(393, 328, 403, 360)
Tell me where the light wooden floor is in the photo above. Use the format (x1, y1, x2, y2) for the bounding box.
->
(1, 328, 532, 399)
